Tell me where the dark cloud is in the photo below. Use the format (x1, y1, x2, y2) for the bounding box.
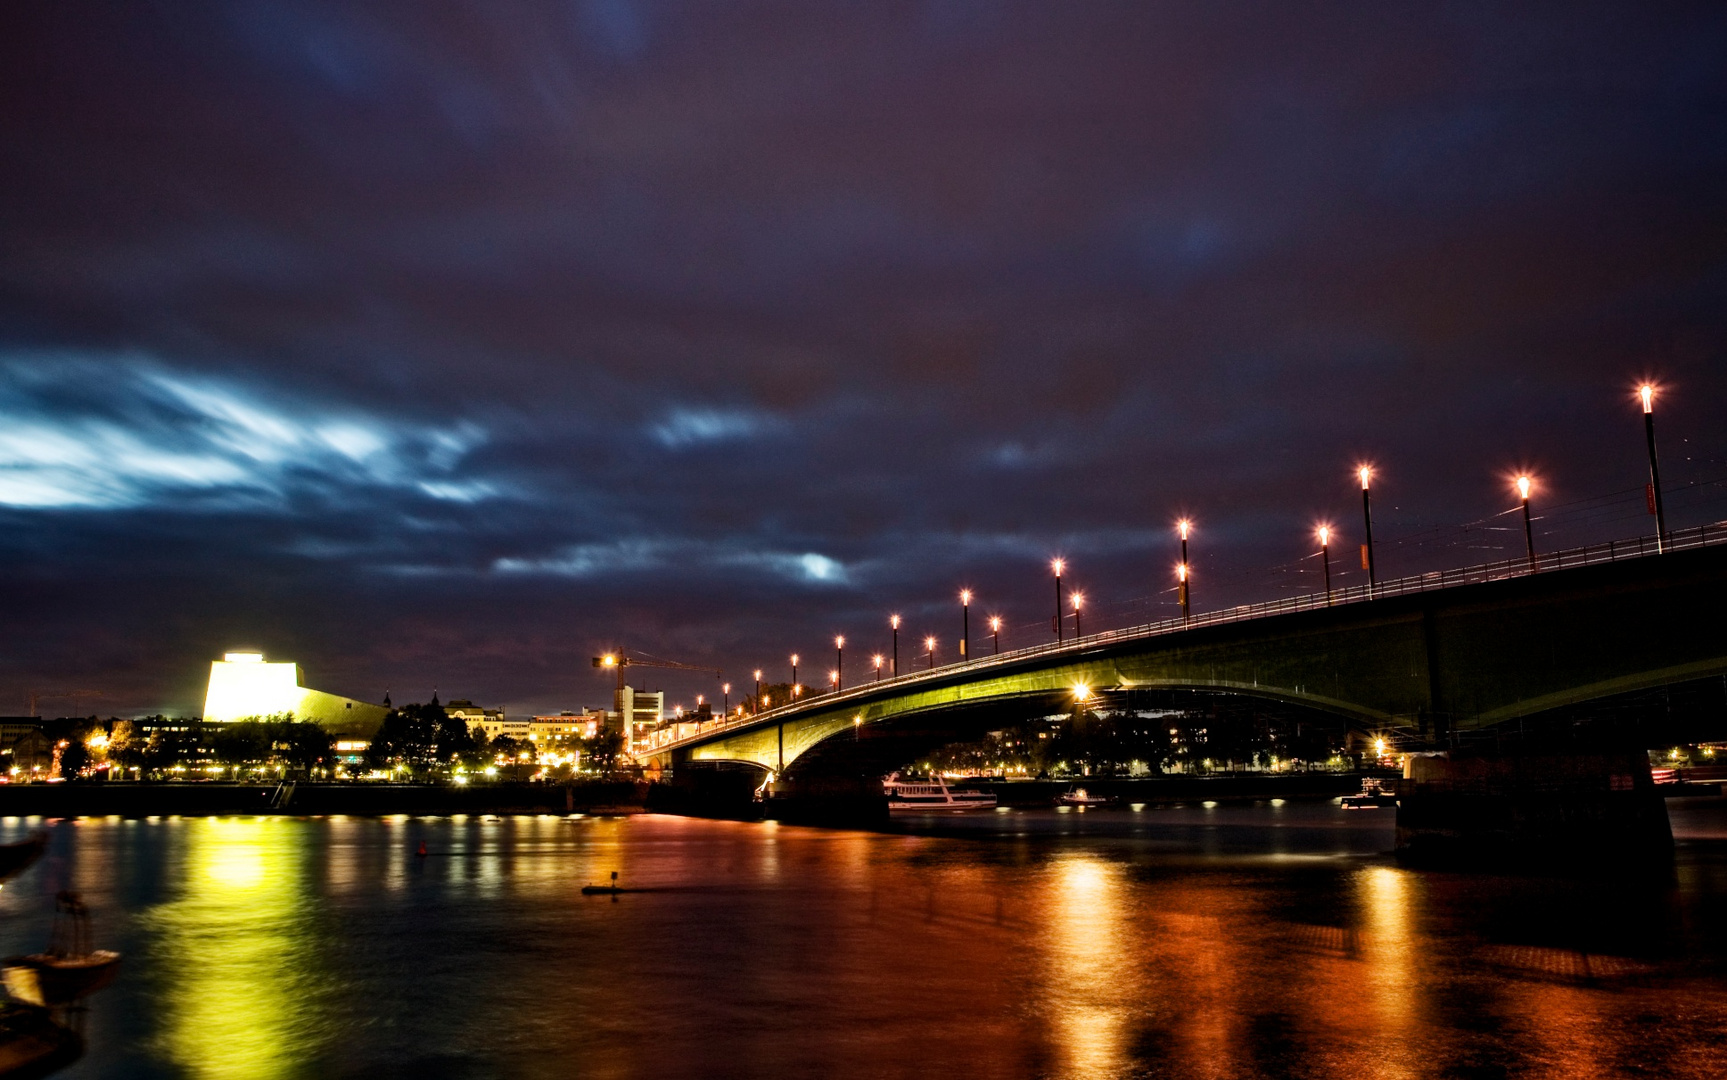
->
(2, 2, 1726, 716)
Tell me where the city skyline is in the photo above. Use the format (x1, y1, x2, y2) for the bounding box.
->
(3, 4, 1726, 718)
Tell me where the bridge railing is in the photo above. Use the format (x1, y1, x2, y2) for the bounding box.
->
(640, 522, 1727, 756)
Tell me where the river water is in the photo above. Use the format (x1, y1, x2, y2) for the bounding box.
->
(3, 798, 1727, 1079)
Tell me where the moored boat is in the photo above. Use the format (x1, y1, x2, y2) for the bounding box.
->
(0, 892, 121, 1009)
(884, 774, 997, 812)
(1057, 786, 1111, 807)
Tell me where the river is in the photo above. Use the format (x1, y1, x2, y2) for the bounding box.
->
(3, 797, 1726, 1079)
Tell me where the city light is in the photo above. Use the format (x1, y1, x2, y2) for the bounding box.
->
(1072, 590, 1084, 637)
(1177, 518, 1190, 541)
(1358, 464, 1372, 490)
(1317, 525, 1329, 546)
(1073, 683, 1091, 702)
(1641, 383, 1655, 414)
(925, 635, 936, 668)
(959, 589, 971, 605)
(1516, 475, 1531, 501)
(1051, 558, 1065, 576)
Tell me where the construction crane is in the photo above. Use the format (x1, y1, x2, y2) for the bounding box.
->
(27, 690, 103, 718)
(591, 653, 722, 691)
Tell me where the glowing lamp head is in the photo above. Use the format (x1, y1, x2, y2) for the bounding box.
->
(1071, 591, 1084, 611)
(790, 653, 799, 666)
(829, 670, 839, 685)
(722, 683, 730, 694)
(752, 669, 762, 681)
(924, 636, 936, 652)
(835, 635, 845, 649)
(1641, 384, 1655, 413)
(1317, 525, 1330, 546)
(890, 614, 900, 630)
(1051, 558, 1065, 576)
(872, 654, 883, 668)
(1073, 684, 1091, 702)
(696, 695, 704, 706)
(1358, 465, 1372, 490)
(1516, 475, 1531, 501)
(1178, 518, 1190, 541)
(601, 654, 618, 668)
(960, 589, 972, 605)
(1177, 562, 1188, 582)
(853, 715, 862, 726)
(989, 616, 1001, 632)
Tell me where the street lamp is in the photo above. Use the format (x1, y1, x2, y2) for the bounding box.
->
(1640, 384, 1669, 550)
(1358, 465, 1377, 595)
(960, 589, 972, 661)
(1177, 519, 1192, 621)
(1516, 475, 1536, 570)
(835, 635, 844, 690)
(790, 654, 800, 698)
(989, 615, 1002, 655)
(872, 654, 884, 681)
(890, 614, 900, 676)
(925, 635, 937, 669)
(752, 670, 762, 714)
(722, 682, 731, 713)
(829, 670, 839, 692)
(1072, 591, 1084, 638)
(1317, 525, 1333, 605)
(1051, 558, 1065, 643)
(1176, 562, 1188, 624)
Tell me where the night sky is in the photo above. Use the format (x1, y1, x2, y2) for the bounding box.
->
(4, 2, 1726, 719)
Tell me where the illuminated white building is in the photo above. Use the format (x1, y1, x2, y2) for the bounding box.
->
(202, 651, 389, 729)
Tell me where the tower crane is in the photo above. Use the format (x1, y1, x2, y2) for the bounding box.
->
(591, 653, 722, 691)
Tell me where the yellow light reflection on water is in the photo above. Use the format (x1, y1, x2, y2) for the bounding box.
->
(1043, 856, 1131, 1080)
(147, 818, 319, 1080)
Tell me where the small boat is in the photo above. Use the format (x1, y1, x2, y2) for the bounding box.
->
(1341, 777, 1398, 810)
(884, 774, 997, 812)
(1057, 787, 1111, 807)
(0, 834, 46, 885)
(1, 892, 121, 1008)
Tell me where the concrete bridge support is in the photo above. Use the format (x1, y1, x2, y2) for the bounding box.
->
(1395, 748, 1672, 867)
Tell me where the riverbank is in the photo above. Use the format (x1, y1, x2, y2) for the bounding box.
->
(972, 772, 1378, 806)
(0, 781, 647, 817)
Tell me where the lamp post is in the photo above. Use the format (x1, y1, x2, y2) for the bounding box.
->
(925, 636, 936, 669)
(829, 670, 839, 693)
(834, 635, 844, 691)
(890, 614, 900, 676)
(1359, 465, 1377, 595)
(1317, 526, 1332, 605)
(790, 654, 800, 698)
(1176, 562, 1188, 624)
(1177, 519, 1192, 621)
(1052, 558, 1065, 642)
(1517, 475, 1536, 570)
(722, 682, 730, 713)
(872, 654, 884, 681)
(1072, 591, 1084, 638)
(753, 669, 762, 713)
(1641, 384, 1668, 551)
(960, 589, 971, 661)
(989, 615, 1002, 655)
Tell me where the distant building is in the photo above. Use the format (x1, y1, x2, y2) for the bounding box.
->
(446, 700, 524, 742)
(611, 687, 664, 752)
(202, 652, 388, 735)
(530, 712, 605, 745)
(0, 720, 51, 776)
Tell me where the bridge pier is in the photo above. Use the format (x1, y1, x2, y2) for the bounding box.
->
(1395, 748, 1672, 868)
(764, 774, 888, 826)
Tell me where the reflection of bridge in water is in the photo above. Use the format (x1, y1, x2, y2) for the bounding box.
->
(646, 525, 1727, 785)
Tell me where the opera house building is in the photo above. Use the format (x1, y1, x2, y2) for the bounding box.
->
(202, 651, 388, 737)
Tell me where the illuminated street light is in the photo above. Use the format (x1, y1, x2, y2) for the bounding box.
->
(1358, 465, 1377, 595)
(1176, 519, 1192, 621)
(872, 654, 884, 681)
(890, 614, 900, 676)
(1317, 525, 1333, 605)
(722, 682, 731, 712)
(1639, 384, 1669, 550)
(1516, 475, 1537, 570)
(960, 589, 972, 661)
(829, 670, 839, 690)
(1051, 558, 1065, 643)
(835, 635, 845, 690)
(925, 635, 937, 669)
(1072, 591, 1085, 638)
(1176, 562, 1188, 624)
(790, 654, 800, 698)
(854, 714, 863, 741)
(989, 615, 1002, 655)
(753, 669, 763, 714)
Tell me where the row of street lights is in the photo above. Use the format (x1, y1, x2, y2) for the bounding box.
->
(740, 384, 1672, 713)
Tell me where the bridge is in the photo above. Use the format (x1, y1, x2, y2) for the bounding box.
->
(644, 524, 1727, 784)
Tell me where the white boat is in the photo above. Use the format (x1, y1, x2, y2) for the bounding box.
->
(1058, 786, 1111, 807)
(884, 774, 997, 812)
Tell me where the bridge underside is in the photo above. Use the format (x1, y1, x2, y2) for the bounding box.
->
(657, 544, 1727, 780)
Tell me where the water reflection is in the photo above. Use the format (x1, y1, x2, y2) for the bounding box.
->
(1042, 857, 1131, 1078)
(143, 818, 322, 1079)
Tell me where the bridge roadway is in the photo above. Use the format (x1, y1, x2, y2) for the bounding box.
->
(644, 525, 1727, 780)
